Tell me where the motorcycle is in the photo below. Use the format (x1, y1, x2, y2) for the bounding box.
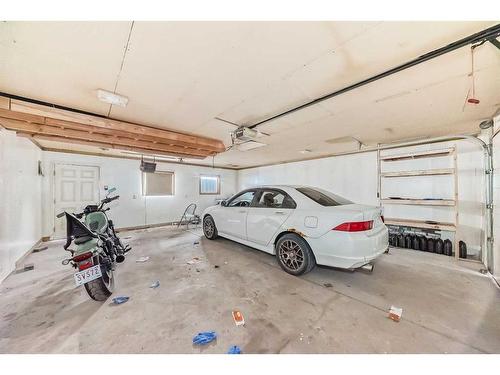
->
(57, 187, 131, 301)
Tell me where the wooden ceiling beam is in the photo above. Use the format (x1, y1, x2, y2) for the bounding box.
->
(17, 133, 206, 159)
(44, 117, 220, 153)
(0, 118, 211, 158)
(0, 96, 10, 110)
(9, 99, 225, 152)
(0, 107, 47, 124)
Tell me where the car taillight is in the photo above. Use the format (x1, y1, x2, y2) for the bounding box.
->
(72, 252, 93, 262)
(333, 220, 373, 232)
(78, 260, 93, 271)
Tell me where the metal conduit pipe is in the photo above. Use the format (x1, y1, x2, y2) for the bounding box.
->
(376, 133, 493, 272)
(248, 24, 500, 130)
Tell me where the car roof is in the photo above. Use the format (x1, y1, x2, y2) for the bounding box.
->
(236, 185, 312, 207)
(252, 185, 305, 189)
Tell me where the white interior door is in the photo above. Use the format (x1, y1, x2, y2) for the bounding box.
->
(54, 164, 100, 238)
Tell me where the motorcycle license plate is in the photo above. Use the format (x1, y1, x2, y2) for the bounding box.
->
(74, 265, 102, 286)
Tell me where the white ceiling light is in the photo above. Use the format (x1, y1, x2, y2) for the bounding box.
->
(97, 89, 129, 107)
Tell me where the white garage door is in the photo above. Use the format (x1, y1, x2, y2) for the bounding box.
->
(54, 164, 100, 238)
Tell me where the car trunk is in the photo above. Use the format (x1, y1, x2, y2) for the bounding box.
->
(311, 204, 384, 237)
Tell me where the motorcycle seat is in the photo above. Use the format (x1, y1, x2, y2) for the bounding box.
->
(74, 236, 94, 245)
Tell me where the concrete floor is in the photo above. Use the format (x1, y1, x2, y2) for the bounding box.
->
(0, 226, 499, 353)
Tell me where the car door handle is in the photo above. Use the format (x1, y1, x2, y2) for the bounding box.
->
(274, 211, 285, 215)
(239, 210, 247, 213)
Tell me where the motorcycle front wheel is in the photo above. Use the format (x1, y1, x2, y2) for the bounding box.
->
(84, 255, 114, 301)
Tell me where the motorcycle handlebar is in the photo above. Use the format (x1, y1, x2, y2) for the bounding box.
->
(57, 196, 118, 220)
(102, 195, 120, 204)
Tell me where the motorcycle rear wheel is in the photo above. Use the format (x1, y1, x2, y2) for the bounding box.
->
(84, 255, 114, 301)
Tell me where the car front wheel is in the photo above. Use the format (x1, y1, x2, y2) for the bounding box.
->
(275, 233, 316, 276)
(203, 215, 218, 240)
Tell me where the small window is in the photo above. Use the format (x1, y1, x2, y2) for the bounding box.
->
(142, 171, 175, 196)
(227, 190, 256, 207)
(296, 187, 351, 207)
(200, 175, 220, 195)
(255, 190, 296, 209)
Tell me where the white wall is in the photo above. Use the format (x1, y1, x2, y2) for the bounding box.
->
(0, 128, 492, 281)
(0, 129, 43, 281)
(238, 151, 379, 205)
(238, 140, 485, 259)
(41, 151, 238, 237)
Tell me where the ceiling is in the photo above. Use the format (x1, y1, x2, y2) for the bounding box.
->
(1, 21, 499, 168)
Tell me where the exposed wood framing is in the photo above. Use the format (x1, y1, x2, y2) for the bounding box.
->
(38, 146, 237, 170)
(17, 133, 207, 159)
(2, 118, 209, 158)
(0, 96, 10, 110)
(0, 97, 226, 158)
(384, 218, 456, 232)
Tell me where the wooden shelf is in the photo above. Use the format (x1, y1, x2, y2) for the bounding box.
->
(381, 198, 455, 206)
(380, 148, 455, 162)
(384, 218, 456, 231)
(381, 168, 454, 178)
(379, 144, 460, 259)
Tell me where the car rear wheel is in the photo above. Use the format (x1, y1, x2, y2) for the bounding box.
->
(276, 234, 315, 276)
(203, 215, 218, 240)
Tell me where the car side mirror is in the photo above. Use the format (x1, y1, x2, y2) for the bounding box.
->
(221, 200, 227, 207)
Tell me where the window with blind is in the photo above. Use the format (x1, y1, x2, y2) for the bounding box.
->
(142, 171, 175, 196)
(199, 175, 220, 195)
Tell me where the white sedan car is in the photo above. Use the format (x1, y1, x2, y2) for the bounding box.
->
(202, 185, 388, 275)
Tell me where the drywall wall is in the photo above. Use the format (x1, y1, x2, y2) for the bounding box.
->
(41, 151, 238, 237)
(0, 128, 491, 281)
(238, 139, 485, 260)
(0, 129, 43, 281)
(239, 151, 379, 205)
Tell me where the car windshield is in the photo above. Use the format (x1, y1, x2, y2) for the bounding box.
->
(296, 187, 352, 207)
(228, 190, 255, 207)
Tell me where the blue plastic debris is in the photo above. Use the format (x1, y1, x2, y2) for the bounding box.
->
(150, 280, 160, 288)
(227, 345, 242, 354)
(112, 296, 129, 304)
(192, 331, 217, 345)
